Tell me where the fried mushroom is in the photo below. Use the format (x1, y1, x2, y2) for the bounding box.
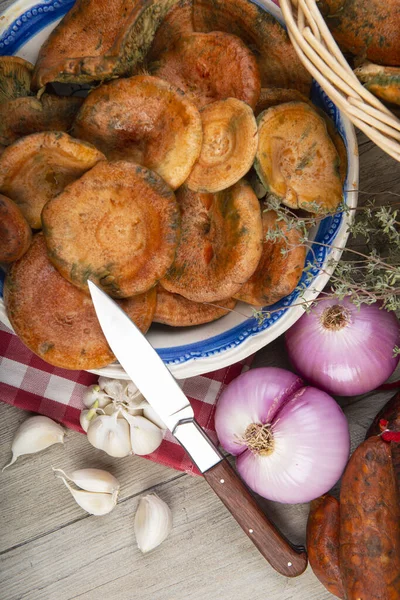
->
(187, 98, 258, 193)
(0, 194, 32, 263)
(42, 161, 180, 298)
(150, 31, 260, 110)
(161, 182, 263, 302)
(73, 75, 202, 190)
(154, 285, 236, 326)
(254, 102, 343, 214)
(234, 210, 306, 306)
(0, 132, 105, 229)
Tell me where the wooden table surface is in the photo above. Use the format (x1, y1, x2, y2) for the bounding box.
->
(1, 2, 400, 597)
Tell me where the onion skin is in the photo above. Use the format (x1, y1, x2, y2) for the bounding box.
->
(285, 298, 400, 396)
(214, 367, 303, 455)
(215, 367, 350, 504)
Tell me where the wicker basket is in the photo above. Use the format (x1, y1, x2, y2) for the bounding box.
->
(279, 0, 400, 162)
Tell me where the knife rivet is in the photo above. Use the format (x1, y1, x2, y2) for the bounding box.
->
(249, 529, 254, 534)
(288, 562, 292, 567)
(220, 479, 225, 484)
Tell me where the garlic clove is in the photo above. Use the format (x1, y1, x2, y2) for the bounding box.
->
(134, 494, 173, 553)
(79, 401, 104, 432)
(82, 384, 112, 409)
(122, 413, 164, 456)
(57, 475, 118, 515)
(53, 467, 120, 494)
(86, 412, 132, 457)
(3, 415, 65, 471)
(98, 377, 127, 401)
(142, 405, 168, 430)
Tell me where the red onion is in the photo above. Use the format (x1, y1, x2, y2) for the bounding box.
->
(285, 298, 400, 396)
(215, 367, 350, 504)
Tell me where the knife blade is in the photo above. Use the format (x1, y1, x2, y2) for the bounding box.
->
(88, 281, 307, 577)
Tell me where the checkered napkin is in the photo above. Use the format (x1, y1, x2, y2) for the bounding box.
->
(0, 321, 253, 475)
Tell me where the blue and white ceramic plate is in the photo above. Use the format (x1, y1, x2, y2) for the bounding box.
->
(0, 0, 359, 379)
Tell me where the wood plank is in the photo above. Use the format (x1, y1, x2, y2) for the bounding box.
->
(0, 403, 184, 552)
(0, 470, 333, 600)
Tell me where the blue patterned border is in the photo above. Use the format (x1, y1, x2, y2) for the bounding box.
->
(0, 1, 350, 365)
(0, 0, 73, 54)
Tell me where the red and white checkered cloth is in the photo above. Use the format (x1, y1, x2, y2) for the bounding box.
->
(0, 321, 253, 475)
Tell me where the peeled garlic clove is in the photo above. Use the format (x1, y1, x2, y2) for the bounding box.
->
(3, 415, 65, 471)
(142, 405, 168, 430)
(123, 413, 164, 456)
(82, 384, 112, 409)
(86, 412, 132, 457)
(134, 494, 172, 553)
(57, 475, 118, 516)
(53, 467, 120, 494)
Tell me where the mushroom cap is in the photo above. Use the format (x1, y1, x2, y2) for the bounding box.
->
(0, 132, 105, 229)
(0, 56, 33, 102)
(4, 234, 115, 370)
(355, 62, 400, 107)
(154, 285, 236, 326)
(234, 209, 306, 306)
(187, 98, 258, 194)
(151, 31, 260, 110)
(254, 102, 343, 214)
(73, 75, 203, 190)
(0, 194, 32, 263)
(42, 160, 181, 298)
(0, 94, 83, 146)
(161, 181, 263, 302)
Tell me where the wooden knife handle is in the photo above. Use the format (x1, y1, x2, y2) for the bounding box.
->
(203, 459, 308, 577)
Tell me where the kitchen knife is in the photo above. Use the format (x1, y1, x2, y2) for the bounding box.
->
(88, 281, 307, 577)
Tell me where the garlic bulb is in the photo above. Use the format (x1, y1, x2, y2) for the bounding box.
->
(86, 411, 132, 457)
(134, 494, 173, 553)
(123, 413, 164, 456)
(82, 384, 111, 408)
(3, 415, 65, 471)
(54, 467, 119, 515)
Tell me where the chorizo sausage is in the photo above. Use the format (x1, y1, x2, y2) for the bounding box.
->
(306, 495, 344, 598)
(339, 436, 400, 600)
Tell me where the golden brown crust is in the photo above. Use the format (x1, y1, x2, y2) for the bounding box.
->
(32, 0, 184, 88)
(307, 495, 344, 599)
(0, 94, 83, 146)
(151, 31, 260, 110)
(234, 210, 306, 306)
(73, 75, 202, 190)
(339, 436, 400, 600)
(0, 194, 32, 263)
(187, 98, 258, 193)
(4, 234, 115, 370)
(42, 160, 181, 298)
(154, 285, 236, 326)
(255, 102, 343, 214)
(0, 132, 105, 229)
(161, 182, 263, 302)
